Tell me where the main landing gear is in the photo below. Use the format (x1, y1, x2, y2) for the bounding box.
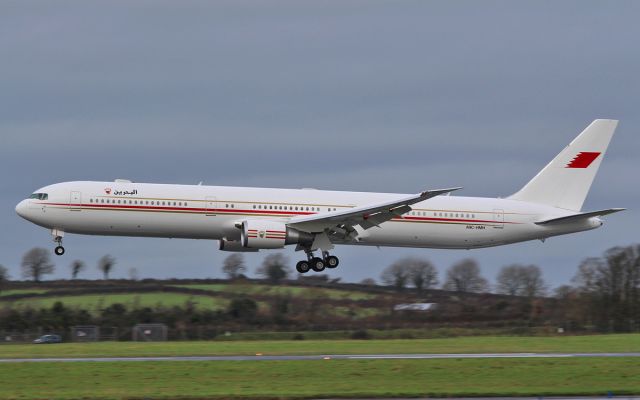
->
(296, 250, 340, 274)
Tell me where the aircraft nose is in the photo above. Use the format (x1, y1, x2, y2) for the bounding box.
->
(15, 199, 28, 219)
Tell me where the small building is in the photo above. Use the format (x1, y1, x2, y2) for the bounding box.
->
(393, 303, 437, 312)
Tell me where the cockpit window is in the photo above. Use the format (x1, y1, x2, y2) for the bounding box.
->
(29, 193, 48, 200)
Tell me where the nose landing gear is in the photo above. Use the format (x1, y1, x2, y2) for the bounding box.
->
(51, 229, 65, 256)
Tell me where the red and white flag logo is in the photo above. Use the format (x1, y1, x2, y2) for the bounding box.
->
(566, 152, 601, 168)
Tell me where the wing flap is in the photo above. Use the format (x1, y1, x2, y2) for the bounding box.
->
(535, 208, 625, 225)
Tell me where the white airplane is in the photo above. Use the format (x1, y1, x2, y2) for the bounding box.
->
(16, 119, 624, 274)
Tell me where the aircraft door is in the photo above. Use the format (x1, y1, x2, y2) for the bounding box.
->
(70, 191, 82, 211)
(205, 196, 217, 216)
(492, 209, 504, 229)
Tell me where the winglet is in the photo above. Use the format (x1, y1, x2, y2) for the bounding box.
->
(420, 187, 463, 199)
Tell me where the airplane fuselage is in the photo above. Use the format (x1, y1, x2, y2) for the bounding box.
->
(16, 180, 600, 250)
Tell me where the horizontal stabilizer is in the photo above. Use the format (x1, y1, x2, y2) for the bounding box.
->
(535, 208, 625, 225)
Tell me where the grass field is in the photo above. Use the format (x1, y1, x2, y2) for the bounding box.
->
(0, 288, 49, 297)
(0, 292, 229, 313)
(171, 283, 377, 300)
(1, 334, 638, 359)
(0, 358, 637, 399)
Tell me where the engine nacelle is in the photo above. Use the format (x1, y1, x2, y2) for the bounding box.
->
(219, 239, 259, 252)
(241, 220, 313, 249)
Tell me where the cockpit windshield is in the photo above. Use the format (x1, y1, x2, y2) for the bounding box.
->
(29, 193, 48, 200)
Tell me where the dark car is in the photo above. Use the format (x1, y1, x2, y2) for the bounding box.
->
(33, 334, 62, 344)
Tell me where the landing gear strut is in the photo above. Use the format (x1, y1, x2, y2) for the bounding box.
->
(296, 250, 339, 274)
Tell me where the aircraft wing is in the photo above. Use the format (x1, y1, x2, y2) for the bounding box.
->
(287, 187, 462, 234)
(535, 208, 625, 225)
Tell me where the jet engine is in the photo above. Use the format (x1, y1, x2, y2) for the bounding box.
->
(219, 239, 259, 252)
(240, 220, 313, 249)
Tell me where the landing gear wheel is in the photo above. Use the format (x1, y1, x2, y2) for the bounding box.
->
(296, 260, 310, 274)
(54, 246, 65, 256)
(325, 255, 339, 268)
(310, 257, 325, 272)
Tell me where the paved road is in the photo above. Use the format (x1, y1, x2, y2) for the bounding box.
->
(1, 352, 640, 363)
(324, 398, 640, 400)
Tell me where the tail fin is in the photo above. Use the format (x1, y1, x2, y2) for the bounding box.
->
(508, 119, 618, 211)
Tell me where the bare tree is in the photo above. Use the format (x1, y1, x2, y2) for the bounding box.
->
(519, 265, 547, 297)
(496, 265, 522, 295)
(407, 258, 439, 292)
(256, 253, 291, 283)
(70, 260, 85, 280)
(98, 255, 116, 280)
(380, 261, 410, 291)
(360, 278, 376, 286)
(571, 257, 602, 292)
(443, 258, 488, 293)
(496, 264, 547, 297)
(21, 248, 55, 282)
(222, 254, 246, 279)
(572, 245, 640, 331)
(553, 285, 575, 300)
(0, 265, 9, 294)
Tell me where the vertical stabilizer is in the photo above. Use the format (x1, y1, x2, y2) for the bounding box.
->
(508, 119, 618, 211)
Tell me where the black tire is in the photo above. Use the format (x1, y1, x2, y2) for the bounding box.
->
(311, 257, 325, 272)
(54, 246, 65, 256)
(326, 255, 339, 268)
(296, 260, 310, 274)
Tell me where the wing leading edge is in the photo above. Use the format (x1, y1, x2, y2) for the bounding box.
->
(287, 187, 462, 234)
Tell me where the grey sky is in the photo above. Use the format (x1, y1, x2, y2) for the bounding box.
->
(1, 1, 638, 286)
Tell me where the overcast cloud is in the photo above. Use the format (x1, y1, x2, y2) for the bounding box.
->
(1, 0, 638, 287)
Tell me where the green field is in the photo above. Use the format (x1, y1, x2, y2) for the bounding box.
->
(0, 292, 229, 313)
(171, 283, 377, 300)
(1, 334, 639, 359)
(0, 288, 49, 297)
(0, 358, 637, 399)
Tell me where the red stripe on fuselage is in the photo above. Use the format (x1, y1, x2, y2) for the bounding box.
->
(40, 203, 517, 225)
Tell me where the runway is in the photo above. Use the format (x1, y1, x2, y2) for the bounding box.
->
(1, 352, 640, 363)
